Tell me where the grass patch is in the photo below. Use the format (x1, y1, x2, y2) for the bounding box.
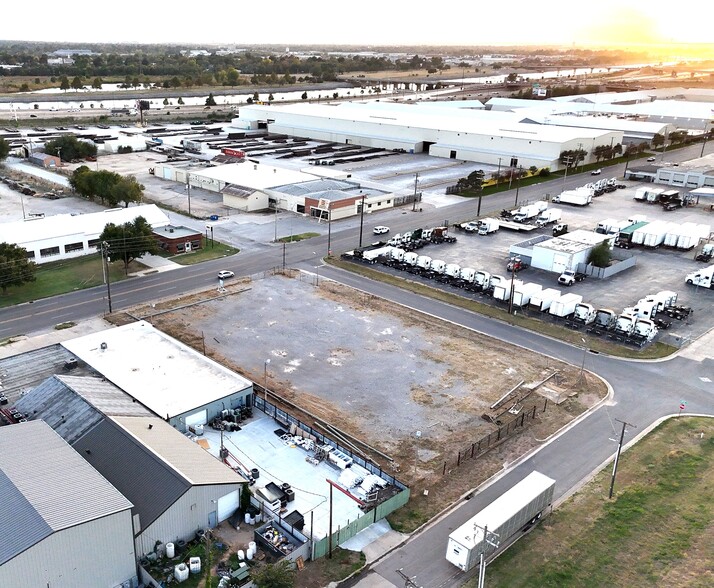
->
(328, 258, 677, 359)
(163, 237, 239, 266)
(295, 548, 365, 588)
(54, 321, 76, 330)
(0, 254, 143, 308)
(479, 417, 714, 588)
(277, 232, 320, 243)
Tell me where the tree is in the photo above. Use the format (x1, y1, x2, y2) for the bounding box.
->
(71, 76, 84, 90)
(240, 483, 252, 514)
(652, 133, 665, 149)
(45, 135, 97, 162)
(0, 138, 10, 161)
(0, 243, 36, 295)
(456, 169, 485, 193)
(109, 176, 144, 208)
(177, 97, 184, 105)
(59, 75, 70, 91)
(99, 216, 158, 272)
(92, 77, 103, 89)
(588, 242, 612, 268)
(301, 91, 308, 100)
(205, 93, 217, 106)
(252, 560, 296, 588)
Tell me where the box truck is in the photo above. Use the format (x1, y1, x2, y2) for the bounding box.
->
(535, 208, 562, 227)
(529, 288, 561, 312)
(446, 471, 555, 573)
(549, 293, 583, 318)
(552, 188, 593, 206)
(478, 218, 500, 235)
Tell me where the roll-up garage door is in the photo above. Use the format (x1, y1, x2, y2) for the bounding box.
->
(184, 410, 207, 429)
(217, 490, 239, 521)
(552, 253, 569, 274)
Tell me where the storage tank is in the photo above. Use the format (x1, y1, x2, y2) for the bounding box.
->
(237, 549, 245, 560)
(189, 557, 201, 574)
(166, 542, 175, 559)
(174, 563, 189, 583)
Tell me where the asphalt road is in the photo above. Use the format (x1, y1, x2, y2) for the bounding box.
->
(1, 143, 711, 588)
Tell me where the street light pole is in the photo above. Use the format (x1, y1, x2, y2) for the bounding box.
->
(609, 419, 636, 499)
(327, 208, 331, 257)
(578, 337, 587, 384)
(101, 241, 113, 314)
(263, 359, 270, 414)
(412, 172, 419, 212)
(186, 177, 192, 216)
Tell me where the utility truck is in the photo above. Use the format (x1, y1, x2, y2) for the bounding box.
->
(446, 471, 555, 573)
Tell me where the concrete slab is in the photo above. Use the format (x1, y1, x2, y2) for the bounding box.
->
(0, 317, 113, 358)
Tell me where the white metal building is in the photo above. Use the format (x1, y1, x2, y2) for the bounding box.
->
(529, 230, 614, 273)
(0, 420, 138, 588)
(0, 204, 170, 264)
(62, 321, 254, 432)
(231, 102, 620, 171)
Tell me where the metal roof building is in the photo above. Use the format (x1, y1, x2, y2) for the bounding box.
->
(0, 420, 137, 588)
(0, 204, 170, 265)
(14, 376, 246, 558)
(62, 321, 254, 432)
(232, 101, 620, 172)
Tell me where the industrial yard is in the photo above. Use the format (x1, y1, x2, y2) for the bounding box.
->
(137, 273, 607, 522)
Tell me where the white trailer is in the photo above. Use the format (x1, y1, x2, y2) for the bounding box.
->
(478, 218, 500, 235)
(492, 279, 523, 301)
(361, 246, 395, 263)
(529, 288, 561, 312)
(633, 187, 649, 202)
(446, 471, 555, 573)
(512, 283, 542, 307)
(642, 221, 669, 248)
(535, 208, 562, 228)
(552, 187, 593, 206)
(549, 293, 583, 318)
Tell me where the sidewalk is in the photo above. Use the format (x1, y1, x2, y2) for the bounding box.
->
(130, 253, 183, 276)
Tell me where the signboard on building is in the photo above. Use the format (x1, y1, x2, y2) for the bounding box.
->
(221, 148, 246, 159)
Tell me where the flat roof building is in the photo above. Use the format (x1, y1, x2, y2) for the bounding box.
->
(62, 321, 254, 431)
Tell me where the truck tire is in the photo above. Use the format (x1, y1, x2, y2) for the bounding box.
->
(686, 279, 693, 285)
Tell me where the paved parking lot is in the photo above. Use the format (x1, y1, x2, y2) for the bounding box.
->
(359, 184, 714, 346)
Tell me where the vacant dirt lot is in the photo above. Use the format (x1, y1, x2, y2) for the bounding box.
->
(131, 272, 605, 506)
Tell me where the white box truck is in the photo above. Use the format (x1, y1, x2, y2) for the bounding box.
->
(552, 187, 593, 206)
(535, 208, 562, 227)
(478, 218, 500, 235)
(446, 471, 555, 573)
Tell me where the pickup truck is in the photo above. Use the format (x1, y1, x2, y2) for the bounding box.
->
(557, 269, 587, 286)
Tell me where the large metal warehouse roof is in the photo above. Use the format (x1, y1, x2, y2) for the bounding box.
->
(0, 420, 132, 565)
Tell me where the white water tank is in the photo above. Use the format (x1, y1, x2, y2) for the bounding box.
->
(174, 563, 189, 582)
(237, 549, 245, 561)
(166, 542, 175, 559)
(249, 541, 257, 553)
(244, 512, 251, 524)
(189, 556, 201, 574)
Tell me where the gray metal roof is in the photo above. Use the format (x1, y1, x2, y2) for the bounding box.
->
(14, 375, 152, 445)
(0, 420, 133, 565)
(272, 178, 357, 196)
(72, 419, 190, 532)
(0, 344, 96, 402)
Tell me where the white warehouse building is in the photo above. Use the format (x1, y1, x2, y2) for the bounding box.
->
(62, 321, 255, 432)
(1, 204, 170, 264)
(0, 420, 138, 588)
(231, 101, 621, 171)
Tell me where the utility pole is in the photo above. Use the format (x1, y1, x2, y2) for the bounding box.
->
(562, 155, 574, 189)
(514, 166, 523, 207)
(412, 172, 419, 212)
(609, 418, 636, 499)
(327, 207, 331, 257)
(273, 202, 278, 243)
(101, 241, 113, 314)
(186, 176, 192, 216)
(473, 523, 500, 588)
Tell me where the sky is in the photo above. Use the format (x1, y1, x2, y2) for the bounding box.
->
(3, 1, 712, 48)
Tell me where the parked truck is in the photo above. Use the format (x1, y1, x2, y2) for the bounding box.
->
(615, 221, 649, 249)
(472, 270, 492, 292)
(403, 251, 419, 271)
(415, 255, 433, 275)
(695, 243, 714, 262)
(613, 313, 636, 336)
(685, 265, 714, 289)
(440, 263, 462, 283)
(552, 187, 593, 206)
(492, 279, 523, 302)
(593, 308, 617, 331)
(478, 218, 500, 235)
(427, 259, 447, 278)
(632, 318, 658, 344)
(446, 471, 556, 573)
(361, 246, 395, 264)
(557, 269, 587, 287)
(511, 202, 546, 223)
(572, 302, 597, 325)
(512, 283, 543, 307)
(549, 293, 583, 318)
(457, 267, 478, 288)
(529, 288, 561, 312)
(535, 208, 562, 228)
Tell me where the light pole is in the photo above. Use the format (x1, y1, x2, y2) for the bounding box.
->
(412, 172, 420, 212)
(273, 201, 279, 242)
(263, 359, 270, 414)
(609, 419, 636, 499)
(101, 241, 113, 314)
(327, 208, 331, 257)
(186, 176, 192, 216)
(578, 337, 587, 384)
(414, 430, 421, 474)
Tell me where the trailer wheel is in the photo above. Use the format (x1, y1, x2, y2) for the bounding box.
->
(686, 279, 693, 285)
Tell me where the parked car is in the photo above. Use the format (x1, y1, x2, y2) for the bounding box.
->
(373, 226, 390, 235)
(217, 270, 235, 280)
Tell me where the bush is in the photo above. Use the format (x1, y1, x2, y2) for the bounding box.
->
(117, 146, 133, 154)
(539, 167, 551, 177)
